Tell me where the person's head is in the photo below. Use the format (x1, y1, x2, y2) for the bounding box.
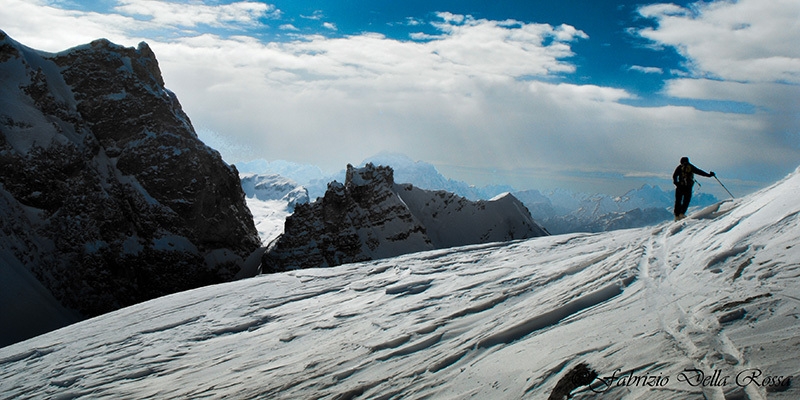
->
(680, 157, 689, 165)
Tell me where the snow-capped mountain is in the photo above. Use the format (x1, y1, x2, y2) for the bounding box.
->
(0, 32, 260, 346)
(239, 173, 309, 245)
(262, 163, 547, 272)
(2, 165, 797, 399)
(238, 154, 718, 235)
(361, 153, 515, 201)
(236, 159, 329, 199)
(237, 153, 514, 202)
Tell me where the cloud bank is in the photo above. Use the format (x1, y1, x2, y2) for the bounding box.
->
(1, 0, 797, 196)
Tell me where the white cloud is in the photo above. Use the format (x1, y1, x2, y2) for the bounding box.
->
(151, 29, 778, 193)
(322, 22, 337, 31)
(113, 0, 279, 28)
(638, 3, 691, 18)
(629, 65, 663, 74)
(1, 0, 797, 195)
(634, 0, 800, 181)
(638, 0, 800, 84)
(404, 17, 422, 26)
(435, 12, 466, 25)
(300, 10, 324, 20)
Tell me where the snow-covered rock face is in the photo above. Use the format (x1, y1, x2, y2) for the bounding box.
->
(261, 163, 547, 272)
(0, 31, 260, 341)
(1, 167, 798, 399)
(239, 173, 309, 245)
(240, 173, 309, 208)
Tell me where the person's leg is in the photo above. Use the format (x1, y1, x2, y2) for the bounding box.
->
(677, 186, 692, 217)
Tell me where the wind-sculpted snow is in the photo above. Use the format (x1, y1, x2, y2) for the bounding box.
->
(1, 168, 799, 398)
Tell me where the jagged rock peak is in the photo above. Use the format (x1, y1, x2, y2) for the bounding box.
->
(58, 37, 166, 97)
(0, 32, 260, 338)
(262, 162, 547, 273)
(345, 163, 394, 188)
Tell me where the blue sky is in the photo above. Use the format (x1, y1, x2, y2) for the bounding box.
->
(1, 0, 799, 197)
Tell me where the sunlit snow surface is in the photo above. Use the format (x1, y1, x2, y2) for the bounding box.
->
(2, 169, 799, 399)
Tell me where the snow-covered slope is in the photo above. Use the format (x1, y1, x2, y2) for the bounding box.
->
(2, 166, 798, 398)
(236, 159, 329, 200)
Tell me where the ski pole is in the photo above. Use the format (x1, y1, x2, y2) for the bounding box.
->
(714, 176, 734, 199)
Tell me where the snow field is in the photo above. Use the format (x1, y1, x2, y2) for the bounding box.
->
(1, 169, 799, 399)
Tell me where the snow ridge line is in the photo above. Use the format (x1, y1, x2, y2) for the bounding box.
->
(0, 344, 62, 365)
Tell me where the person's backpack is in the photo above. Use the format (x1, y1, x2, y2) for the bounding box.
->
(679, 164, 693, 186)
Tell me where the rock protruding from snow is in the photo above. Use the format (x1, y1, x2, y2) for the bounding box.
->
(0, 31, 260, 343)
(261, 163, 547, 272)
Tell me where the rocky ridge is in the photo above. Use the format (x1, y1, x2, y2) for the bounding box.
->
(262, 163, 547, 272)
(0, 31, 260, 343)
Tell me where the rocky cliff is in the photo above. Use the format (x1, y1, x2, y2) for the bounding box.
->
(261, 163, 547, 272)
(0, 31, 260, 342)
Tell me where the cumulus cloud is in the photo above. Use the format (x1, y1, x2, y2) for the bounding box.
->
(0, 0, 139, 51)
(151, 25, 773, 193)
(300, 10, 325, 20)
(1, 0, 797, 195)
(635, 0, 800, 180)
(638, 0, 800, 84)
(114, 0, 279, 28)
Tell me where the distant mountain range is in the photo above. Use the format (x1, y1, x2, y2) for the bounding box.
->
(238, 153, 515, 201)
(261, 163, 547, 272)
(237, 153, 719, 235)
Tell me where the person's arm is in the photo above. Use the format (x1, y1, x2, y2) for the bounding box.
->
(692, 165, 715, 177)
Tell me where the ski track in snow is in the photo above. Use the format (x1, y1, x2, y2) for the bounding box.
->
(2, 171, 800, 399)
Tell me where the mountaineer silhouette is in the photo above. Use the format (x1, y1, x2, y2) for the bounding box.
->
(672, 156, 715, 221)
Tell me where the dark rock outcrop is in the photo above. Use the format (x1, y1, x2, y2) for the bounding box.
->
(0, 31, 260, 339)
(262, 163, 547, 272)
(547, 363, 598, 400)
